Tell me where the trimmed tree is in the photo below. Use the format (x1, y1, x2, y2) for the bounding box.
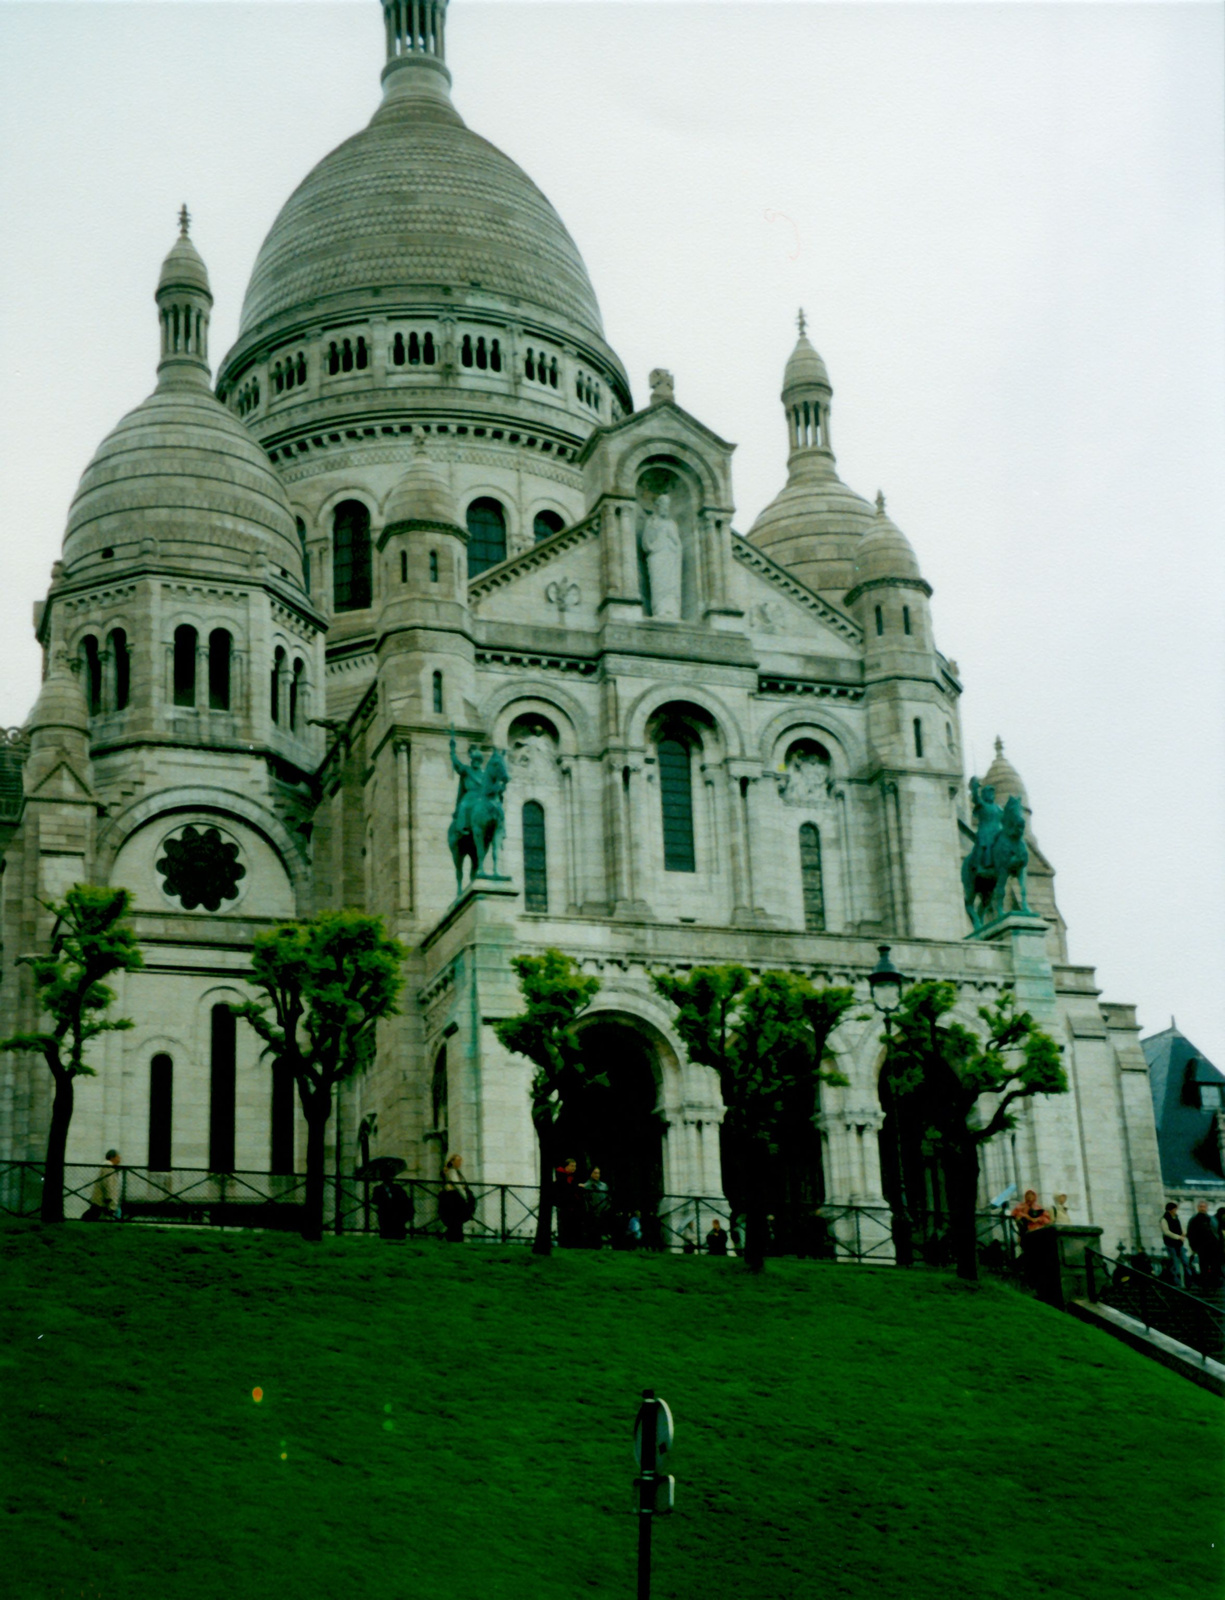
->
(233, 911, 406, 1241)
(2, 885, 142, 1223)
(492, 949, 601, 1256)
(881, 980, 1066, 1281)
(653, 966, 855, 1272)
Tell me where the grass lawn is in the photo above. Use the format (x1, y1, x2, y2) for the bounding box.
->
(2, 1222, 1221, 1600)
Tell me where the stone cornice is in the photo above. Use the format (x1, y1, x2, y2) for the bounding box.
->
(732, 538, 863, 646)
(844, 573, 933, 606)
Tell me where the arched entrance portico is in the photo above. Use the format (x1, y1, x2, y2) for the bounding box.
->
(558, 1020, 664, 1223)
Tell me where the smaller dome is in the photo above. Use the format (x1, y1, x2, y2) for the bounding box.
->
(981, 737, 1029, 809)
(383, 439, 460, 531)
(850, 493, 923, 587)
(783, 333, 830, 394)
(26, 647, 89, 742)
(157, 226, 211, 299)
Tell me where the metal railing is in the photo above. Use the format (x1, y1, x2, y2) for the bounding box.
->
(1084, 1247, 1224, 1365)
(0, 1160, 1018, 1269)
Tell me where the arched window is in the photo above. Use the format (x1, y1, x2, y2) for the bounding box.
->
(408, 331, 420, 365)
(208, 629, 231, 711)
(429, 550, 439, 583)
(466, 497, 507, 577)
(523, 800, 548, 911)
(799, 823, 825, 932)
(327, 342, 339, 376)
(270, 1059, 295, 1176)
(533, 510, 564, 543)
(461, 334, 473, 367)
(341, 338, 354, 373)
(148, 1054, 173, 1169)
(549, 356, 558, 388)
(296, 515, 311, 596)
(392, 332, 405, 366)
(432, 1047, 448, 1140)
(109, 629, 130, 712)
(270, 646, 284, 725)
(355, 336, 369, 370)
(209, 1004, 236, 1174)
(903, 605, 912, 636)
(295, 352, 307, 386)
(476, 336, 488, 370)
(401, 549, 409, 583)
(333, 500, 372, 611)
(423, 332, 436, 365)
(289, 659, 304, 731)
(658, 731, 696, 872)
(80, 635, 102, 715)
(172, 625, 196, 708)
(874, 605, 884, 637)
(913, 719, 924, 758)
(432, 670, 443, 715)
(490, 339, 502, 373)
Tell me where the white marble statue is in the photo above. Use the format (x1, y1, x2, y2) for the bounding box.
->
(641, 494, 683, 620)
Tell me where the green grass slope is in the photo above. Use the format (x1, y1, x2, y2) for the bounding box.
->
(2, 1223, 1220, 1600)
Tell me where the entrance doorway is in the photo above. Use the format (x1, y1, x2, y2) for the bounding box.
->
(558, 1021, 664, 1222)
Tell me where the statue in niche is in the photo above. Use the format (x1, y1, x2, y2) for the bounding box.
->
(641, 493, 683, 620)
(777, 743, 831, 807)
(509, 719, 558, 780)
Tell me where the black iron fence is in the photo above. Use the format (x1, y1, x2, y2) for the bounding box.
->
(0, 1160, 1018, 1268)
(1083, 1247, 1224, 1365)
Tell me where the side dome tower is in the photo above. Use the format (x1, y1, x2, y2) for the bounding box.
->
(747, 314, 875, 598)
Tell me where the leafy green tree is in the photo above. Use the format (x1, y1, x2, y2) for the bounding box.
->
(880, 981, 1066, 1281)
(492, 949, 601, 1255)
(233, 911, 406, 1241)
(653, 966, 855, 1271)
(2, 885, 142, 1223)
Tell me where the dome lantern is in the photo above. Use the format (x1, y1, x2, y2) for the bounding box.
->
(782, 308, 834, 458)
(381, 0, 453, 110)
(155, 206, 213, 389)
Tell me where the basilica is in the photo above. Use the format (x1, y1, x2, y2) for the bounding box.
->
(0, 1, 1165, 1251)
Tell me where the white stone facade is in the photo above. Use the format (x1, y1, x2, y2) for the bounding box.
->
(0, 3, 1166, 1252)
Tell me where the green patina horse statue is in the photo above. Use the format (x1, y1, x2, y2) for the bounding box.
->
(962, 782, 1033, 930)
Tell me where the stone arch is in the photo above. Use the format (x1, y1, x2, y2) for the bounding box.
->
(483, 683, 590, 755)
(612, 436, 723, 505)
(623, 682, 744, 757)
(757, 705, 864, 776)
(96, 786, 310, 904)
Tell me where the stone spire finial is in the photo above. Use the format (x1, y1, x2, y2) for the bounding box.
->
(875, 490, 886, 514)
(797, 307, 807, 338)
(178, 203, 191, 236)
(995, 736, 1004, 757)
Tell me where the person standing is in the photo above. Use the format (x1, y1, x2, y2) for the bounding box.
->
(373, 1177, 413, 1241)
(1051, 1194, 1072, 1225)
(1186, 1199, 1223, 1291)
(1160, 1202, 1190, 1287)
(439, 1152, 474, 1242)
(83, 1150, 122, 1221)
(554, 1157, 581, 1247)
(581, 1165, 610, 1248)
(705, 1219, 729, 1256)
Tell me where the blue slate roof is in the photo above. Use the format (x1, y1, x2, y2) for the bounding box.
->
(1143, 1025, 1225, 1190)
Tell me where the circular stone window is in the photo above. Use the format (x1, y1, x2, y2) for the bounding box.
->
(157, 824, 246, 912)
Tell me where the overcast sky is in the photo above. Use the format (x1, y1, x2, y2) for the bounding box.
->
(1, 1, 1221, 1064)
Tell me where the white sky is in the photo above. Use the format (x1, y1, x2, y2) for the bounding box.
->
(1, 2, 1222, 1065)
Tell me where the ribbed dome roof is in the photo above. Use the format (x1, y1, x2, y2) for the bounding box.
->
(238, 92, 604, 344)
(982, 737, 1028, 808)
(26, 648, 89, 741)
(64, 385, 303, 580)
(783, 333, 830, 393)
(383, 440, 459, 531)
(158, 230, 210, 297)
(748, 458, 875, 592)
(850, 495, 923, 587)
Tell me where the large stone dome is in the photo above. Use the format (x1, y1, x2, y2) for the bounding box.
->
(63, 385, 304, 582)
(237, 92, 604, 347)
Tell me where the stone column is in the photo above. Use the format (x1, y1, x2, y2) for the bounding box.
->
(559, 758, 580, 913)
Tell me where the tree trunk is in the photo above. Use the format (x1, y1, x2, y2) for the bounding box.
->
(946, 1144, 982, 1283)
(41, 1067, 74, 1224)
(742, 1139, 770, 1274)
(302, 1089, 331, 1243)
(532, 1123, 553, 1256)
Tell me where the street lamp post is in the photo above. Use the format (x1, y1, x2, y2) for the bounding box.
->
(868, 945, 911, 1266)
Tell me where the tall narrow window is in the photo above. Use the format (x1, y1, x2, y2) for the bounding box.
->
(209, 1003, 236, 1174)
(874, 605, 884, 637)
(799, 823, 825, 932)
(290, 659, 304, 731)
(80, 636, 102, 714)
(296, 516, 311, 596)
(270, 647, 284, 725)
(173, 625, 197, 708)
(148, 1054, 173, 1170)
(466, 497, 507, 577)
(490, 338, 502, 372)
(903, 605, 912, 636)
(333, 500, 372, 611)
(400, 549, 408, 583)
(208, 629, 231, 711)
(523, 800, 548, 912)
(423, 332, 435, 365)
(533, 510, 564, 543)
(658, 733, 696, 872)
(461, 334, 473, 367)
(913, 718, 924, 758)
(432, 670, 443, 715)
(429, 550, 439, 583)
(270, 1059, 295, 1176)
(109, 629, 130, 712)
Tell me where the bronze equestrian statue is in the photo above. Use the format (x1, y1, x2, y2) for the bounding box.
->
(448, 732, 510, 896)
(961, 777, 1034, 930)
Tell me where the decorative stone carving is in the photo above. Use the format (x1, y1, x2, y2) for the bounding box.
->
(777, 740, 832, 807)
(641, 494, 682, 620)
(509, 717, 560, 781)
(157, 824, 246, 911)
(753, 600, 785, 634)
(648, 368, 674, 405)
(544, 579, 580, 625)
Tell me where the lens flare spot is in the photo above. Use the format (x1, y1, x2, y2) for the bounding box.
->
(382, 1419, 395, 1432)
(383, 1402, 393, 1415)
(252, 1387, 263, 1403)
